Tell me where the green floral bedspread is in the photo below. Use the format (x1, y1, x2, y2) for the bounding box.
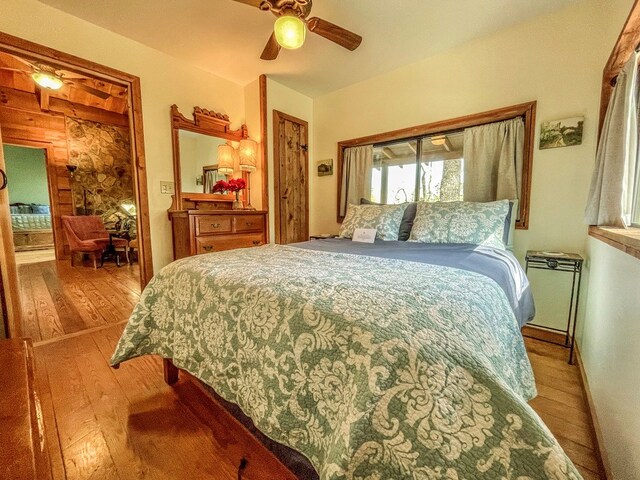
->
(111, 245, 580, 480)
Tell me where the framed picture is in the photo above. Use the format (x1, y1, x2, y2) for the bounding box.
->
(539, 117, 584, 150)
(317, 159, 333, 176)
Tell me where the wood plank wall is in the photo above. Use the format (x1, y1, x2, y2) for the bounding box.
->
(0, 86, 129, 259)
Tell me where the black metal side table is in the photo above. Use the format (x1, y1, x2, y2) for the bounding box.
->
(525, 251, 584, 364)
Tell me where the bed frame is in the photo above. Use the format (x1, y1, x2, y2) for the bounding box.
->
(13, 229, 54, 251)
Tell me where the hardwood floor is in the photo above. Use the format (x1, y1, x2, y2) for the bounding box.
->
(524, 336, 604, 480)
(31, 318, 604, 479)
(18, 259, 140, 343)
(15, 248, 56, 265)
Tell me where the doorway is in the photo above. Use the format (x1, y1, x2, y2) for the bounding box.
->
(273, 110, 309, 244)
(3, 144, 56, 264)
(0, 32, 152, 340)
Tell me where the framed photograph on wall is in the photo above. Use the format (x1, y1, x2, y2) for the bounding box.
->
(317, 159, 333, 176)
(539, 116, 584, 149)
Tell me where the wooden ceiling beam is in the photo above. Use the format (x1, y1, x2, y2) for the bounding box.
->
(37, 88, 49, 111)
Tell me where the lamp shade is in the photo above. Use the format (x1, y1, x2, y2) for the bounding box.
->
(217, 144, 236, 175)
(238, 139, 258, 172)
(274, 15, 306, 50)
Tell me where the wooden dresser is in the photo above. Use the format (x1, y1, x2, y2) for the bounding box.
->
(169, 209, 268, 260)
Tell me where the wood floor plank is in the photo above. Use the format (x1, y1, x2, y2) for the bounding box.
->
(37, 338, 105, 450)
(33, 349, 67, 479)
(70, 333, 164, 480)
(28, 264, 65, 340)
(18, 264, 42, 342)
(18, 260, 141, 343)
(40, 263, 93, 333)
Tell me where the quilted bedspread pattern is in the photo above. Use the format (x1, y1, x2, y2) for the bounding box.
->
(11, 213, 52, 231)
(112, 245, 580, 480)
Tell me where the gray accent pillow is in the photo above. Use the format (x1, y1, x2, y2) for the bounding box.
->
(360, 198, 417, 241)
(31, 204, 50, 214)
(409, 200, 510, 250)
(339, 203, 408, 241)
(9, 205, 19, 214)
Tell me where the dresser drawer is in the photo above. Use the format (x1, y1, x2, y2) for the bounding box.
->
(196, 233, 264, 254)
(195, 215, 233, 235)
(233, 215, 264, 233)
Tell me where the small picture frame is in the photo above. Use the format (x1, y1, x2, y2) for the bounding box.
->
(317, 159, 333, 176)
(539, 117, 584, 150)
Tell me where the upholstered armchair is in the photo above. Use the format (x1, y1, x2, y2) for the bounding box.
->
(61, 215, 128, 268)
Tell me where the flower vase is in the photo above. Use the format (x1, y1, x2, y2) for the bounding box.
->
(233, 191, 244, 210)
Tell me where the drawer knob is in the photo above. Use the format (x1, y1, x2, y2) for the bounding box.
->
(246, 222, 253, 226)
(211, 223, 221, 228)
(252, 240, 260, 245)
(203, 245, 213, 252)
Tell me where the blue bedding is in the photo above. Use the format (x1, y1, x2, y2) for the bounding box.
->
(293, 238, 534, 328)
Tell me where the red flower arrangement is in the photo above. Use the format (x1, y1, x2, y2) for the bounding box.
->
(212, 177, 246, 193)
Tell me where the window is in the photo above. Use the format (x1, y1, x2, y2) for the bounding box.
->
(371, 132, 464, 205)
(337, 101, 536, 228)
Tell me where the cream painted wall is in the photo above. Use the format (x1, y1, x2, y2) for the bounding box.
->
(243, 78, 264, 210)
(265, 77, 313, 243)
(0, 0, 250, 272)
(312, 0, 632, 329)
(581, 239, 640, 479)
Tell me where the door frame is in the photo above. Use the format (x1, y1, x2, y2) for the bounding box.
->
(0, 31, 153, 338)
(272, 109, 309, 244)
(3, 140, 62, 259)
(0, 126, 23, 337)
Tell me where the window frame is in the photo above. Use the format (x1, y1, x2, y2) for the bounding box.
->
(336, 101, 537, 228)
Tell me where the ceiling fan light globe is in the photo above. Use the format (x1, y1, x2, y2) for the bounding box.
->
(31, 71, 63, 90)
(274, 15, 306, 50)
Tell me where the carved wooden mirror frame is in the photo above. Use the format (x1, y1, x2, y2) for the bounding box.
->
(170, 104, 249, 210)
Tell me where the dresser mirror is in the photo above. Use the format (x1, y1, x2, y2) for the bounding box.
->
(170, 104, 249, 210)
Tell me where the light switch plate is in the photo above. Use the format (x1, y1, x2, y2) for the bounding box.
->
(160, 181, 175, 194)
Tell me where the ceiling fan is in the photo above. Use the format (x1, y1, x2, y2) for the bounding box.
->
(0, 56, 111, 100)
(233, 0, 362, 60)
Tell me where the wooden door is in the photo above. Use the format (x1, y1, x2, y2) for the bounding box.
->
(0, 126, 23, 337)
(273, 110, 309, 244)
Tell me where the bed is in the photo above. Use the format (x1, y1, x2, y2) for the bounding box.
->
(111, 237, 581, 480)
(10, 204, 54, 251)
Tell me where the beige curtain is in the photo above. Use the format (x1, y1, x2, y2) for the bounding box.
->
(340, 145, 373, 216)
(585, 51, 639, 227)
(463, 117, 524, 217)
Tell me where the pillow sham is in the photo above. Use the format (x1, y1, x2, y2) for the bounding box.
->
(409, 200, 510, 250)
(339, 203, 408, 241)
(31, 204, 51, 214)
(360, 198, 417, 241)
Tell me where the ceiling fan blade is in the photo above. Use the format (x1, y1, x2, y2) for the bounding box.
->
(66, 80, 111, 100)
(260, 33, 281, 61)
(231, 0, 264, 8)
(307, 17, 362, 51)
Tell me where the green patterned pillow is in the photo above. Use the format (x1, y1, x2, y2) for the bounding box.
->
(339, 204, 408, 241)
(409, 200, 510, 249)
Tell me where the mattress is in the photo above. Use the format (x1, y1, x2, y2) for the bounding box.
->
(11, 213, 52, 231)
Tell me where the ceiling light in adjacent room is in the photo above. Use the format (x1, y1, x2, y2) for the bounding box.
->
(274, 15, 306, 50)
(31, 71, 63, 90)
